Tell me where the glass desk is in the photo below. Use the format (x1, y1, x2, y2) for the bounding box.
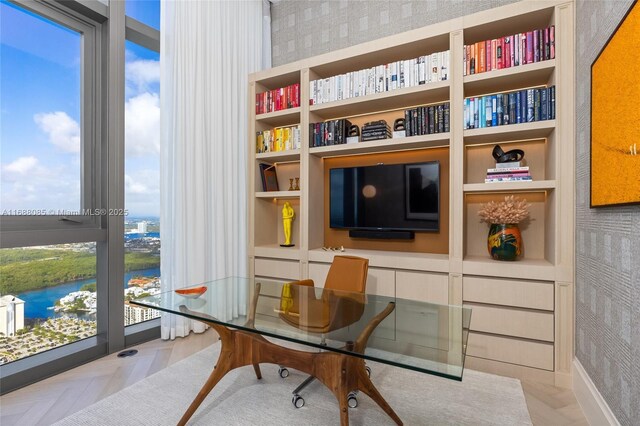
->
(132, 277, 471, 426)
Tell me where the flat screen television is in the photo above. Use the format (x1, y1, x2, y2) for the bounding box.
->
(329, 161, 440, 234)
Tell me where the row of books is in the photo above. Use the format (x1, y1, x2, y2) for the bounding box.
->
(255, 83, 301, 115)
(486, 163, 532, 183)
(309, 119, 353, 147)
(256, 125, 301, 153)
(463, 26, 555, 76)
(463, 86, 555, 130)
(404, 103, 450, 136)
(309, 50, 449, 106)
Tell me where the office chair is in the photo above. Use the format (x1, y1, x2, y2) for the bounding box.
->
(277, 255, 370, 409)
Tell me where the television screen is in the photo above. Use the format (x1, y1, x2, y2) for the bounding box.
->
(329, 161, 440, 232)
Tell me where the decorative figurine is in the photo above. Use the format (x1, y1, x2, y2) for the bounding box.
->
(281, 201, 295, 247)
(294, 177, 300, 191)
(288, 178, 295, 191)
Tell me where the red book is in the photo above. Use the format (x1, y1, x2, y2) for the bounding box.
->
(550, 26, 555, 59)
(496, 38, 503, 69)
(526, 31, 534, 63)
(484, 40, 491, 71)
(504, 36, 511, 68)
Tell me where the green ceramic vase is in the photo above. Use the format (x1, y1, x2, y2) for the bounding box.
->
(487, 223, 522, 261)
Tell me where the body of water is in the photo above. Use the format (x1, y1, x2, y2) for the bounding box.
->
(125, 232, 160, 240)
(16, 267, 160, 321)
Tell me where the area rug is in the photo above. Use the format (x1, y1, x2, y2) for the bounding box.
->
(55, 343, 532, 425)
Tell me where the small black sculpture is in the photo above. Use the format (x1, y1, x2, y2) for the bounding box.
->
(492, 144, 524, 163)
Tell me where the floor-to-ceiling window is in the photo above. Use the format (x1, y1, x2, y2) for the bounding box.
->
(0, 0, 161, 392)
(124, 38, 160, 327)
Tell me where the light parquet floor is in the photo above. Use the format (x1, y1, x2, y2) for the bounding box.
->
(0, 330, 588, 425)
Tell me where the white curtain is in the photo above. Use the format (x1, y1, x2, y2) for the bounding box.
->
(160, 0, 267, 340)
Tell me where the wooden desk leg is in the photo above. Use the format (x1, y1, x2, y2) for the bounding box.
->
(177, 302, 402, 426)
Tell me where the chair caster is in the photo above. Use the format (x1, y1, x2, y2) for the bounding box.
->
(292, 394, 305, 408)
(278, 367, 290, 378)
(365, 365, 371, 377)
(347, 392, 358, 408)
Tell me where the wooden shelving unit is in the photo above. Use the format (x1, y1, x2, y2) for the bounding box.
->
(248, 0, 575, 387)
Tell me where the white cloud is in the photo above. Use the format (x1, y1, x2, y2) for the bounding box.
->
(125, 92, 160, 157)
(125, 174, 149, 194)
(34, 111, 80, 153)
(3, 156, 38, 174)
(126, 59, 160, 94)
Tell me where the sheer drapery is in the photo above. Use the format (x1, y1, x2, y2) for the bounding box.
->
(160, 0, 266, 339)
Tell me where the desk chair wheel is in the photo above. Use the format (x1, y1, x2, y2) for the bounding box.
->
(347, 392, 358, 408)
(278, 367, 290, 378)
(292, 394, 305, 408)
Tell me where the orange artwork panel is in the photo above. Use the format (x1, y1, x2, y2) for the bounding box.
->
(591, 0, 640, 207)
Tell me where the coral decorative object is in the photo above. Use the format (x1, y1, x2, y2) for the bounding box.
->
(175, 286, 208, 299)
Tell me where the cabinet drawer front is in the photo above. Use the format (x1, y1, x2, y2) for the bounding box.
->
(465, 303, 554, 342)
(396, 270, 448, 304)
(367, 268, 395, 297)
(463, 276, 554, 311)
(467, 332, 554, 371)
(254, 258, 300, 281)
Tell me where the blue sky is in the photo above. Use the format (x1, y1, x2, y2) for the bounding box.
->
(1, 0, 160, 217)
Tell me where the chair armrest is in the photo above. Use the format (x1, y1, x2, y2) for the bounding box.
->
(325, 292, 365, 332)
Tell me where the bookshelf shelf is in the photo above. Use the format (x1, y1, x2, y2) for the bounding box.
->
(463, 120, 555, 144)
(256, 149, 301, 162)
(463, 180, 556, 193)
(254, 244, 301, 260)
(309, 81, 450, 119)
(309, 133, 450, 158)
(463, 60, 556, 97)
(255, 107, 301, 127)
(255, 191, 300, 199)
(248, 0, 574, 386)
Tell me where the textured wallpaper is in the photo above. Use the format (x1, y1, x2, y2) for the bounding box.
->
(575, 1, 639, 425)
(270, 0, 519, 66)
(271, 1, 640, 424)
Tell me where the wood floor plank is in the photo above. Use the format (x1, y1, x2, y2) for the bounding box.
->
(0, 329, 588, 426)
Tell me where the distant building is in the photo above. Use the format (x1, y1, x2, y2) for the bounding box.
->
(0, 296, 25, 337)
(137, 221, 148, 234)
(124, 302, 160, 326)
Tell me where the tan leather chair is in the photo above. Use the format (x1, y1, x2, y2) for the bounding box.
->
(277, 255, 369, 408)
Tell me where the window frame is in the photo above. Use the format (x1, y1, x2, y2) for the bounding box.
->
(0, 0, 103, 233)
(0, 0, 162, 394)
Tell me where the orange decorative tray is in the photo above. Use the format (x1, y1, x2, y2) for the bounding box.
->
(175, 286, 208, 298)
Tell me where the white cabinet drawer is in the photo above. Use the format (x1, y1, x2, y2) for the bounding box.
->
(396, 270, 448, 304)
(463, 276, 554, 311)
(254, 258, 300, 281)
(467, 332, 554, 371)
(465, 303, 554, 342)
(367, 268, 395, 297)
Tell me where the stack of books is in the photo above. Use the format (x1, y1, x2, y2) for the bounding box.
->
(255, 83, 300, 114)
(463, 86, 555, 129)
(256, 125, 301, 153)
(309, 119, 353, 147)
(361, 120, 391, 141)
(463, 25, 555, 76)
(309, 50, 449, 106)
(485, 163, 531, 183)
(404, 102, 450, 136)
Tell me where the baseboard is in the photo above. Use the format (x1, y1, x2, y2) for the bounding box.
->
(572, 359, 620, 426)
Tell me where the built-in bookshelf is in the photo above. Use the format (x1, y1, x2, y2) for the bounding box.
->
(248, 0, 574, 387)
